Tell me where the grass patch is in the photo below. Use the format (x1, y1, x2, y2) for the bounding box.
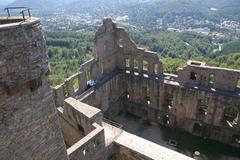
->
(160, 125, 240, 159)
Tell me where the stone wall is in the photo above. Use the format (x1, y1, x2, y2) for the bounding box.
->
(178, 60, 240, 92)
(104, 71, 240, 147)
(63, 97, 102, 134)
(0, 17, 49, 87)
(116, 144, 153, 160)
(67, 123, 105, 160)
(53, 71, 88, 107)
(51, 18, 240, 150)
(58, 107, 84, 147)
(79, 69, 240, 147)
(95, 18, 164, 78)
(58, 97, 107, 160)
(0, 17, 68, 160)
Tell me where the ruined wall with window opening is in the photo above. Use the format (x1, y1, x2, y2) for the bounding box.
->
(52, 18, 240, 149)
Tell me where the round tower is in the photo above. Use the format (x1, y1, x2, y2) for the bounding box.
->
(0, 17, 68, 159)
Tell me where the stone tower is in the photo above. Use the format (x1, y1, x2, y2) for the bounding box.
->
(0, 17, 68, 159)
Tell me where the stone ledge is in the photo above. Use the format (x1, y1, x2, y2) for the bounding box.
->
(0, 17, 40, 30)
(115, 131, 194, 160)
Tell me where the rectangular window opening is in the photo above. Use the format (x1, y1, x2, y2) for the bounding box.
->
(197, 99, 209, 119)
(101, 63, 104, 74)
(154, 64, 158, 74)
(237, 78, 240, 89)
(164, 92, 173, 111)
(125, 59, 130, 68)
(64, 85, 70, 97)
(200, 100, 209, 110)
(73, 78, 79, 92)
(224, 107, 239, 123)
(209, 73, 216, 85)
(147, 84, 150, 97)
(190, 72, 197, 80)
(85, 69, 91, 81)
(134, 59, 139, 69)
(143, 60, 148, 71)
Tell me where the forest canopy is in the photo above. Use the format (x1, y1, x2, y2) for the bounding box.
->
(47, 29, 240, 87)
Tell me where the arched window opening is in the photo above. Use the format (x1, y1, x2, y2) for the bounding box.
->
(224, 107, 239, 125)
(232, 135, 240, 144)
(118, 38, 124, 48)
(126, 91, 130, 99)
(190, 72, 197, 80)
(145, 96, 151, 105)
(164, 92, 173, 111)
(147, 99, 151, 105)
(193, 123, 203, 136)
(125, 59, 130, 68)
(209, 73, 216, 85)
(154, 64, 158, 74)
(162, 114, 170, 126)
(146, 84, 151, 105)
(196, 100, 208, 120)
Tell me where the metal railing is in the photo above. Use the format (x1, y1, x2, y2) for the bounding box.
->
(4, 7, 32, 20)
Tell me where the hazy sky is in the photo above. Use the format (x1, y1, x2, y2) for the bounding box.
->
(1, 0, 15, 5)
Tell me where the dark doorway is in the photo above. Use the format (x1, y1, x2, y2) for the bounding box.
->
(193, 123, 202, 136)
(190, 72, 197, 80)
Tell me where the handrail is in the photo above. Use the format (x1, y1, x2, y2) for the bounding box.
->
(4, 7, 32, 20)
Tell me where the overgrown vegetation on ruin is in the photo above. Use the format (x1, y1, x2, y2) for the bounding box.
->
(46, 30, 94, 86)
(160, 125, 240, 159)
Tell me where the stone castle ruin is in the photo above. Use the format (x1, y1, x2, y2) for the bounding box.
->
(0, 15, 240, 160)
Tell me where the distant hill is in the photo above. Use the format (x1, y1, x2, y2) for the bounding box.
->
(6, 0, 150, 11)
(6, 0, 75, 11)
(2, 0, 240, 22)
(5, 0, 240, 11)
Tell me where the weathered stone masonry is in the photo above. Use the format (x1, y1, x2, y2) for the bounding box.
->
(0, 17, 68, 160)
(53, 18, 240, 148)
(1, 16, 239, 160)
